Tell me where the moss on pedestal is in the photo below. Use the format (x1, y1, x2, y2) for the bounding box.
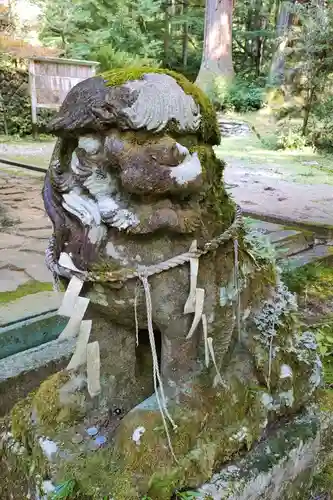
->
(54, 380, 268, 500)
(10, 371, 83, 449)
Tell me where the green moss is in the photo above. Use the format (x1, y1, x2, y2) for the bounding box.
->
(88, 258, 136, 282)
(189, 143, 235, 228)
(11, 394, 35, 445)
(311, 454, 333, 496)
(58, 449, 135, 499)
(319, 388, 333, 412)
(282, 262, 333, 298)
(101, 67, 220, 145)
(53, 378, 267, 500)
(12, 372, 77, 438)
(10, 394, 49, 486)
(33, 371, 80, 430)
(0, 280, 54, 304)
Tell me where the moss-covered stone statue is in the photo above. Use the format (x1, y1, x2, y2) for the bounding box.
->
(0, 68, 325, 499)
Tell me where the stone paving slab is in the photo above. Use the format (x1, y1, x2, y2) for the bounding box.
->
(0, 249, 51, 281)
(287, 244, 333, 268)
(19, 239, 48, 255)
(15, 218, 51, 231)
(0, 269, 30, 292)
(0, 233, 25, 249)
(0, 169, 54, 302)
(15, 228, 51, 240)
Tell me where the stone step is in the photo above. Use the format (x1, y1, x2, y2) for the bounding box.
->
(0, 336, 75, 416)
(0, 311, 67, 360)
(286, 244, 333, 269)
(247, 217, 333, 269)
(269, 229, 314, 258)
(0, 291, 63, 327)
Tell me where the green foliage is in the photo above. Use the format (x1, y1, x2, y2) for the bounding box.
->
(31, 0, 281, 83)
(285, 1, 333, 135)
(35, 0, 164, 61)
(315, 325, 333, 359)
(232, 0, 277, 79)
(33, 0, 204, 76)
(91, 45, 158, 72)
(309, 96, 333, 152)
(0, 67, 30, 136)
(0, 64, 54, 137)
(276, 125, 308, 151)
(281, 263, 320, 295)
(49, 480, 77, 499)
(213, 77, 264, 112)
(312, 122, 333, 153)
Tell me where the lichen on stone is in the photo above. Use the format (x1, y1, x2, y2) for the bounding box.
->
(253, 280, 298, 350)
(243, 219, 278, 265)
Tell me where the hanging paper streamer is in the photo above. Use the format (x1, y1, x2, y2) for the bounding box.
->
(184, 240, 199, 314)
(67, 320, 92, 371)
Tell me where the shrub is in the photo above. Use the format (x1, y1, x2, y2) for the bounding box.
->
(91, 44, 158, 72)
(309, 96, 333, 152)
(311, 123, 333, 153)
(0, 66, 55, 137)
(276, 125, 309, 151)
(212, 77, 264, 112)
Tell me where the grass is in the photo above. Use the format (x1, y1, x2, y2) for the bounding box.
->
(0, 134, 54, 144)
(281, 261, 333, 304)
(0, 280, 54, 304)
(0, 165, 44, 178)
(0, 154, 49, 169)
(216, 109, 333, 186)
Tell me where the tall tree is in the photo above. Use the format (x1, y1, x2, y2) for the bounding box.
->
(268, 0, 293, 86)
(195, 0, 234, 93)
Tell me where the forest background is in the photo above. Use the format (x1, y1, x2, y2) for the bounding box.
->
(0, 0, 333, 153)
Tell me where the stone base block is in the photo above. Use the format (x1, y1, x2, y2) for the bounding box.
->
(197, 408, 333, 500)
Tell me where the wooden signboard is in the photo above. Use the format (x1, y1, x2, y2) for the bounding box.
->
(28, 56, 99, 136)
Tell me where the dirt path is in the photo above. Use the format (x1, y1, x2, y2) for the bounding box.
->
(224, 157, 333, 229)
(216, 119, 333, 230)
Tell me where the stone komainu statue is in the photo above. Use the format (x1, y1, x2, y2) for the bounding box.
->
(13, 69, 322, 499)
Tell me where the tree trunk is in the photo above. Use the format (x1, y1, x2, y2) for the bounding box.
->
(268, 1, 293, 86)
(163, 0, 171, 67)
(195, 0, 235, 94)
(254, 0, 263, 78)
(261, 0, 276, 78)
(302, 86, 315, 136)
(182, 0, 189, 69)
